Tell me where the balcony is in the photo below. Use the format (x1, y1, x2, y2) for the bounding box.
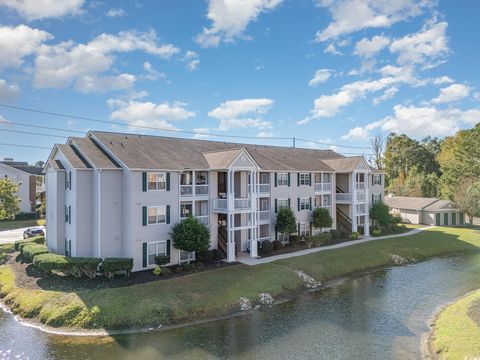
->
(234, 198, 251, 210)
(257, 183, 270, 194)
(195, 185, 209, 196)
(181, 184, 209, 197)
(214, 198, 228, 210)
(336, 193, 351, 203)
(314, 183, 332, 192)
(356, 192, 366, 202)
(258, 210, 270, 223)
(213, 196, 252, 211)
(180, 185, 193, 196)
(355, 183, 366, 191)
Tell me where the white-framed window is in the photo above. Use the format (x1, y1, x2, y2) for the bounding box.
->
(180, 202, 193, 218)
(373, 174, 382, 186)
(260, 172, 270, 184)
(323, 173, 331, 183)
(299, 197, 310, 211)
(373, 194, 382, 204)
(278, 198, 289, 210)
(277, 173, 288, 186)
(148, 206, 166, 225)
(322, 194, 331, 207)
(148, 172, 166, 191)
(148, 241, 167, 266)
(299, 223, 310, 237)
(179, 250, 195, 263)
(299, 173, 310, 186)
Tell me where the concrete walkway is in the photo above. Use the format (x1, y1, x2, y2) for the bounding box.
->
(237, 226, 435, 266)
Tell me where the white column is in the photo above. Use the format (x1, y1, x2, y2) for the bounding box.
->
(351, 172, 358, 232)
(250, 170, 258, 257)
(227, 213, 235, 262)
(364, 171, 370, 237)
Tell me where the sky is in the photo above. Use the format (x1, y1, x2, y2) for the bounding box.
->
(0, 0, 479, 164)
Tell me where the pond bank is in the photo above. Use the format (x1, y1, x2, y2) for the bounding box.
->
(0, 226, 479, 334)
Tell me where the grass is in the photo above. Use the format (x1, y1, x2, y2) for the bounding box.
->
(431, 289, 480, 359)
(0, 244, 13, 265)
(0, 219, 45, 231)
(0, 226, 479, 330)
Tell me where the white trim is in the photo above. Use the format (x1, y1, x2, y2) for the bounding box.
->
(147, 240, 168, 266)
(147, 172, 167, 192)
(147, 205, 167, 225)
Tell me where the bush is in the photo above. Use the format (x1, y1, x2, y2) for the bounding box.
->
(14, 236, 45, 251)
(305, 236, 316, 249)
(260, 240, 273, 256)
(182, 263, 196, 272)
(289, 235, 299, 246)
(275, 207, 297, 241)
(161, 267, 172, 276)
(102, 258, 133, 278)
(14, 212, 39, 221)
(211, 249, 224, 261)
(272, 240, 283, 250)
(152, 266, 162, 276)
(197, 250, 213, 263)
(329, 229, 341, 241)
(316, 232, 333, 246)
(21, 244, 49, 262)
(195, 261, 204, 269)
(33, 253, 68, 274)
(171, 216, 210, 253)
(33, 254, 101, 279)
(312, 207, 333, 231)
(372, 228, 382, 236)
(155, 255, 170, 266)
(350, 231, 359, 240)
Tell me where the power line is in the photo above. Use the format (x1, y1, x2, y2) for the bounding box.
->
(296, 138, 371, 150)
(0, 128, 69, 138)
(0, 142, 51, 150)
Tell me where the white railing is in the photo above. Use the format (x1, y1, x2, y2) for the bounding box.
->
(258, 236, 270, 242)
(257, 184, 270, 193)
(314, 183, 322, 191)
(196, 215, 209, 225)
(356, 203, 368, 215)
(355, 183, 366, 191)
(315, 183, 332, 192)
(356, 192, 366, 202)
(195, 184, 209, 195)
(258, 210, 270, 222)
(336, 193, 352, 203)
(234, 198, 251, 210)
(180, 185, 193, 196)
(214, 198, 228, 210)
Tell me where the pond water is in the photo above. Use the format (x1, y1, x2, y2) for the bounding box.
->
(1, 254, 480, 360)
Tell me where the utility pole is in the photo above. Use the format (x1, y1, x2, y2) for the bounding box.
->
(293, 137, 296, 148)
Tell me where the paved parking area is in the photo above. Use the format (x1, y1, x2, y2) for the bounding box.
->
(0, 227, 46, 244)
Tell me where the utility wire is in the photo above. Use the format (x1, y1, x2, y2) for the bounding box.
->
(0, 128, 69, 138)
(0, 142, 51, 150)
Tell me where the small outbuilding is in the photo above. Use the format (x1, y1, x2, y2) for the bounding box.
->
(385, 196, 465, 226)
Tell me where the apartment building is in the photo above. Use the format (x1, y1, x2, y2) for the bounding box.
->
(45, 131, 384, 271)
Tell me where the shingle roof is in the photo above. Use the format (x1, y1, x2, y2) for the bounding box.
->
(0, 161, 44, 175)
(385, 196, 440, 211)
(69, 137, 120, 169)
(89, 131, 339, 171)
(203, 148, 245, 169)
(423, 199, 457, 211)
(46, 159, 65, 170)
(56, 144, 91, 169)
(322, 157, 364, 172)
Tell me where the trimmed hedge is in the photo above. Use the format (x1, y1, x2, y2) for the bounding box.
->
(102, 258, 133, 278)
(14, 212, 39, 221)
(305, 232, 334, 249)
(21, 244, 49, 262)
(260, 240, 273, 255)
(33, 253, 68, 273)
(33, 254, 101, 279)
(14, 236, 45, 251)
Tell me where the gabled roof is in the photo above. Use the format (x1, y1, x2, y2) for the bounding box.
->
(0, 161, 44, 175)
(322, 156, 368, 172)
(423, 199, 457, 211)
(56, 144, 91, 169)
(384, 196, 457, 211)
(69, 137, 120, 169)
(203, 148, 245, 169)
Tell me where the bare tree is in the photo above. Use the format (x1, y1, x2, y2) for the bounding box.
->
(370, 134, 384, 169)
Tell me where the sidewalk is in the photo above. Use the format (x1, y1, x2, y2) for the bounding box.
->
(237, 226, 435, 266)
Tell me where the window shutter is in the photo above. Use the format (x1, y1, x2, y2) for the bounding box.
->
(274, 173, 278, 187)
(166, 239, 171, 257)
(297, 173, 300, 186)
(310, 222, 312, 235)
(287, 173, 291, 187)
(142, 206, 147, 226)
(166, 172, 171, 191)
(297, 197, 300, 211)
(309, 173, 312, 186)
(275, 230, 278, 241)
(68, 172, 72, 190)
(68, 206, 71, 224)
(309, 197, 312, 210)
(65, 205, 67, 222)
(275, 199, 278, 213)
(142, 172, 147, 192)
(142, 242, 147, 267)
(297, 223, 300, 235)
(288, 198, 291, 209)
(372, 194, 374, 204)
(371, 174, 374, 186)
(166, 205, 170, 224)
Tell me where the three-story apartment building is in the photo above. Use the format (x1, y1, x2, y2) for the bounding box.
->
(45, 131, 384, 271)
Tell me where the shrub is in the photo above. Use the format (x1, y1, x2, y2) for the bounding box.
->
(171, 216, 210, 253)
(195, 261, 204, 269)
(161, 267, 172, 276)
(155, 255, 170, 266)
(182, 263, 196, 272)
(33, 255, 100, 279)
(316, 232, 333, 246)
(272, 240, 282, 250)
(275, 207, 296, 242)
(14, 236, 45, 251)
(102, 258, 133, 278)
(312, 207, 333, 232)
(329, 229, 341, 241)
(305, 236, 316, 249)
(289, 235, 300, 246)
(152, 266, 161, 276)
(211, 249, 224, 261)
(67, 257, 101, 279)
(33, 253, 68, 274)
(197, 250, 213, 263)
(350, 231, 359, 240)
(14, 212, 39, 221)
(21, 244, 48, 262)
(372, 228, 382, 236)
(260, 240, 273, 256)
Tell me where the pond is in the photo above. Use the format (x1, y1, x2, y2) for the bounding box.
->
(1, 254, 479, 360)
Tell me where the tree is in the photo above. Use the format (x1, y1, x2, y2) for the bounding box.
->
(35, 160, 45, 168)
(370, 202, 399, 231)
(275, 207, 296, 239)
(170, 216, 210, 254)
(312, 207, 333, 232)
(0, 178, 20, 220)
(370, 134, 384, 169)
(454, 179, 480, 224)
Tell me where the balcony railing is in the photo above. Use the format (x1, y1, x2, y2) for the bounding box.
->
(196, 215, 209, 225)
(214, 198, 228, 210)
(356, 192, 366, 202)
(180, 185, 193, 196)
(195, 185, 209, 195)
(257, 184, 270, 193)
(336, 193, 351, 203)
(213, 197, 252, 211)
(258, 210, 270, 222)
(315, 183, 332, 192)
(356, 203, 368, 215)
(234, 198, 251, 210)
(355, 183, 366, 191)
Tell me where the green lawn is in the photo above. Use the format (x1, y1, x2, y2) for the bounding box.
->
(0, 219, 45, 231)
(431, 289, 480, 359)
(0, 226, 479, 330)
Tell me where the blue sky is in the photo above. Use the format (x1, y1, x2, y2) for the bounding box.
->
(0, 0, 479, 163)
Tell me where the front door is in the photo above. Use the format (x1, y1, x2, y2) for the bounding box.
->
(459, 212, 465, 225)
(435, 213, 441, 226)
(444, 212, 449, 226)
(451, 212, 456, 226)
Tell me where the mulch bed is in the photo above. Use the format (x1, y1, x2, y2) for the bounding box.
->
(6, 252, 237, 292)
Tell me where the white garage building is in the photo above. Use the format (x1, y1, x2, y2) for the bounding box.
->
(385, 196, 465, 226)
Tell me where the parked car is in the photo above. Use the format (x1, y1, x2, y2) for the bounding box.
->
(23, 227, 45, 239)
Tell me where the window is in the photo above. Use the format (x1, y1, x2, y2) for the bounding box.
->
(299, 173, 310, 186)
(147, 241, 167, 266)
(180, 202, 193, 218)
(278, 198, 289, 210)
(299, 198, 310, 211)
(277, 173, 288, 186)
(64, 205, 71, 224)
(260, 172, 269, 184)
(299, 223, 310, 237)
(179, 250, 195, 263)
(373, 174, 382, 186)
(148, 172, 166, 191)
(373, 194, 382, 204)
(323, 173, 331, 183)
(322, 194, 331, 207)
(65, 238, 71, 257)
(148, 206, 166, 225)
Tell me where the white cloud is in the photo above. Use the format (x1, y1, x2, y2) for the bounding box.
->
(142, 61, 166, 81)
(0, 0, 84, 20)
(342, 104, 480, 140)
(433, 76, 454, 85)
(354, 35, 390, 58)
(0, 24, 52, 69)
(208, 98, 273, 130)
(324, 43, 342, 55)
(106, 7, 126, 17)
(108, 99, 196, 130)
(389, 21, 449, 66)
(315, 0, 431, 41)
(432, 83, 470, 103)
(34, 30, 179, 92)
(372, 86, 398, 105)
(183, 50, 200, 71)
(195, 0, 283, 48)
(0, 79, 20, 103)
(308, 69, 332, 87)
(74, 74, 135, 93)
